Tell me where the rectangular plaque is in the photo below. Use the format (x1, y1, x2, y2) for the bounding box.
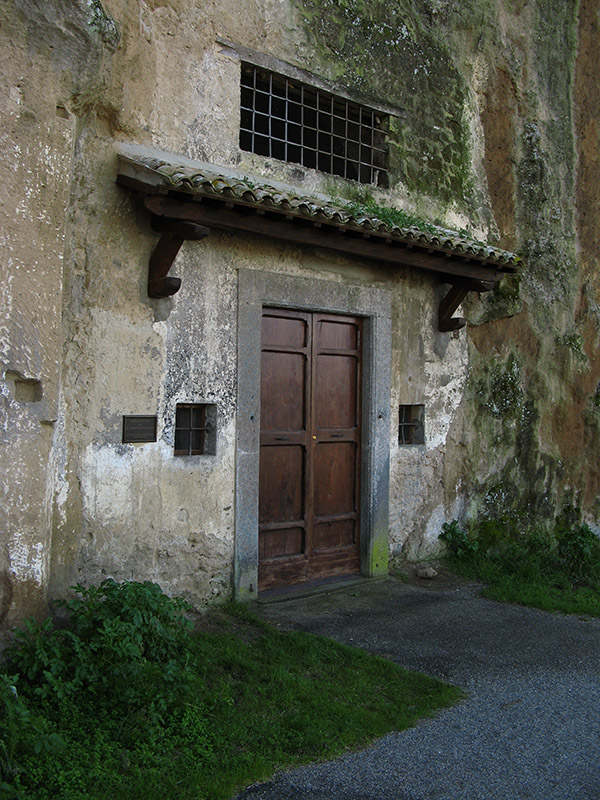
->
(122, 415, 157, 444)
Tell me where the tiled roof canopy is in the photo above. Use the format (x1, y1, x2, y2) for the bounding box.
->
(116, 148, 522, 330)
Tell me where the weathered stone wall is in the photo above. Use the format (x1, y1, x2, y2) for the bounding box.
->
(1, 0, 598, 618)
(0, 1, 92, 625)
(289, 0, 600, 530)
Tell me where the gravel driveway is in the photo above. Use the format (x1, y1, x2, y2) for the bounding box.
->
(236, 575, 600, 800)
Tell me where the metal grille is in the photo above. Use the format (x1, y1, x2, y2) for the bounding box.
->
(122, 415, 157, 444)
(398, 405, 425, 445)
(174, 404, 207, 455)
(240, 64, 388, 185)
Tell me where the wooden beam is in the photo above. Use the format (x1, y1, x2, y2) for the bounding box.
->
(447, 277, 495, 293)
(142, 195, 510, 284)
(148, 216, 209, 298)
(438, 285, 469, 332)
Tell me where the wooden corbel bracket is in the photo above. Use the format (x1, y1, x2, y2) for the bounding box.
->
(147, 216, 210, 298)
(438, 279, 494, 333)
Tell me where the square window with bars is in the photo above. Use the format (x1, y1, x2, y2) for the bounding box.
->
(240, 64, 388, 186)
(174, 403, 217, 456)
(398, 404, 425, 446)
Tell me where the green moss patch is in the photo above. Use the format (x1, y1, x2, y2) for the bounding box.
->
(294, 0, 474, 203)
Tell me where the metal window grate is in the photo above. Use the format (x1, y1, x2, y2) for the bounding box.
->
(175, 404, 206, 455)
(174, 403, 217, 456)
(240, 64, 388, 186)
(398, 404, 425, 445)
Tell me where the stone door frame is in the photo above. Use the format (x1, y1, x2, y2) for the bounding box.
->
(234, 268, 392, 600)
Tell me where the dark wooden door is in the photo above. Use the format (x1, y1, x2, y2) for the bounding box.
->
(258, 308, 362, 592)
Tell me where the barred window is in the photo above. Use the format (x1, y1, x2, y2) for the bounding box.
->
(174, 403, 217, 456)
(398, 405, 425, 446)
(240, 64, 388, 186)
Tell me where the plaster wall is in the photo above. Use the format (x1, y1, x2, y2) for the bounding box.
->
(1, 0, 598, 617)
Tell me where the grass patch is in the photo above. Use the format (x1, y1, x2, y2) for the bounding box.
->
(330, 194, 487, 245)
(331, 196, 440, 234)
(439, 515, 600, 616)
(1, 581, 462, 800)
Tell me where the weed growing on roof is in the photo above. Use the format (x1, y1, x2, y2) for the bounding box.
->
(330, 195, 492, 246)
(1, 582, 462, 799)
(332, 195, 440, 233)
(440, 513, 600, 616)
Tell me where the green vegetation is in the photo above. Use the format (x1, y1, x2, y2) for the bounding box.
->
(87, 0, 120, 52)
(328, 190, 490, 245)
(332, 195, 439, 234)
(296, 0, 475, 203)
(473, 352, 524, 421)
(1, 580, 461, 800)
(439, 514, 600, 616)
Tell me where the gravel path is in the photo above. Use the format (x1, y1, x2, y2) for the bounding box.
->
(235, 576, 600, 800)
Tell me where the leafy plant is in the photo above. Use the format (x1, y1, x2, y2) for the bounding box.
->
(0, 674, 63, 794)
(556, 521, 600, 582)
(7, 580, 194, 716)
(439, 520, 479, 556)
(439, 514, 600, 616)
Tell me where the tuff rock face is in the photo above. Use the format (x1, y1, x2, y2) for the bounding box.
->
(1, 0, 598, 622)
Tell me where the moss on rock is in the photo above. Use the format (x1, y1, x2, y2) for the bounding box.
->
(294, 0, 476, 204)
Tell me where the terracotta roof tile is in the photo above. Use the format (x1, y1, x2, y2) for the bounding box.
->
(118, 153, 522, 270)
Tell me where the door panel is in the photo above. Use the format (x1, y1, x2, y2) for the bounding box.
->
(313, 519, 355, 551)
(318, 318, 358, 349)
(259, 446, 304, 524)
(260, 351, 306, 431)
(262, 314, 307, 348)
(258, 308, 361, 592)
(315, 355, 357, 428)
(259, 527, 304, 559)
(314, 442, 356, 516)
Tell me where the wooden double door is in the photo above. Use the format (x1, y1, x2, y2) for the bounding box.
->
(258, 308, 362, 592)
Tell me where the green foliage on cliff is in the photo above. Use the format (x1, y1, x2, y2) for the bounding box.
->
(294, 0, 475, 203)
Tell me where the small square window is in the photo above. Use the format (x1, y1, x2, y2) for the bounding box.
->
(174, 403, 217, 456)
(398, 404, 425, 445)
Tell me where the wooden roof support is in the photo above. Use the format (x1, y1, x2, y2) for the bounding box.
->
(438, 279, 493, 332)
(148, 216, 209, 298)
(143, 194, 509, 284)
(118, 172, 514, 331)
(438, 285, 469, 332)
